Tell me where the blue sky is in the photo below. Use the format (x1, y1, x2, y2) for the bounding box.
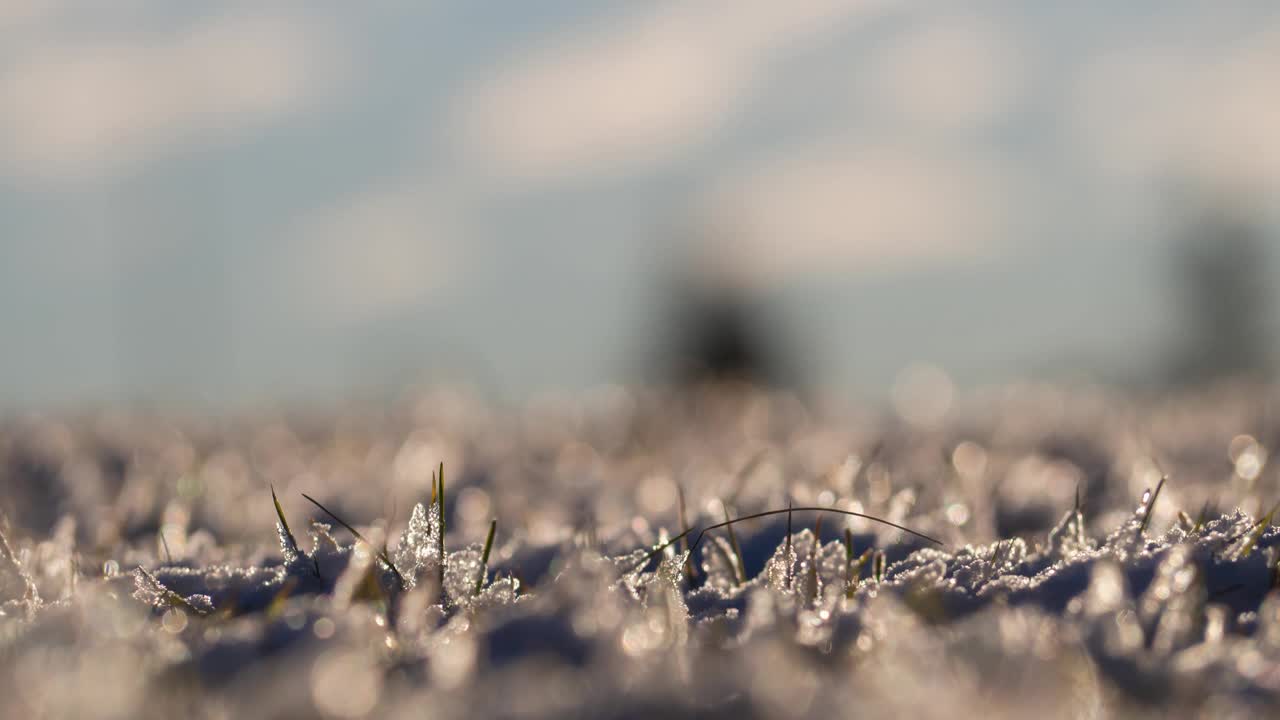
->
(2, 0, 1278, 409)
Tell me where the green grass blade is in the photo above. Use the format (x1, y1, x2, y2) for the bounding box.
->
(474, 518, 497, 596)
(272, 484, 294, 541)
(784, 501, 794, 589)
(272, 484, 304, 565)
(722, 501, 746, 585)
(1238, 500, 1280, 558)
(436, 466, 446, 591)
(301, 493, 405, 588)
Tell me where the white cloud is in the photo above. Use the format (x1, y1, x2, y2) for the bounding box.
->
(0, 0, 64, 31)
(0, 11, 347, 181)
(279, 185, 457, 325)
(1069, 26, 1280, 190)
(451, 0, 900, 182)
(697, 143, 1015, 284)
(854, 14, 1023, 136)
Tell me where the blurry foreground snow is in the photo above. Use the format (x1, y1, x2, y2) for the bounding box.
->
(4, 383, 1280, 718)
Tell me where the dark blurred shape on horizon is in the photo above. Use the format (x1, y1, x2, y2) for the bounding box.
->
(1167, 196, 1275, 387)
(659, 279, 796, 389)
(648, 227, 802, 391)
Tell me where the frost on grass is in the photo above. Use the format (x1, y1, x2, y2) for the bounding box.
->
(6, 384, 1280, 717)
(392, 502, 441, 589)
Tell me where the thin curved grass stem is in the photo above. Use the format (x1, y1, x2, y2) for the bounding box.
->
(627, 506, 943, 576)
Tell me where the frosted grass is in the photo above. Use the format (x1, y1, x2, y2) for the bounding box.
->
(3, 384, 1280, 717)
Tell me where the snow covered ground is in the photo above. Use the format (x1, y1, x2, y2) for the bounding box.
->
(3, 383, 1280, 718)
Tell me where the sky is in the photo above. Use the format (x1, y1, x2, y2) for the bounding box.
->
(2, 0, 1279, 410)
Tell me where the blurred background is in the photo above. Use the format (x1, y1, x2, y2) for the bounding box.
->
(3, 0, 1279, 413)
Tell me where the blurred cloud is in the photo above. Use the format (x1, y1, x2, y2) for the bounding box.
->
(0, 0, 57, 29)
(0, 10, 347, 182)
(698, 143, 1013, 284)
(1069, 24, 1280, 190)
(451, 0, 900, 182)
(278, 185, 457, 326)
(854, 14, 1023, 136)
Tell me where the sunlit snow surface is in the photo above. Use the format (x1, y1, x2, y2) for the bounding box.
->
(4, 384, 1280, 718)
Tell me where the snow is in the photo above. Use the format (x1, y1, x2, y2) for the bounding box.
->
(3, 384, 1280, 717)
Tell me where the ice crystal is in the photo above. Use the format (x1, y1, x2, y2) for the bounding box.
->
(393, 502, 442, 589)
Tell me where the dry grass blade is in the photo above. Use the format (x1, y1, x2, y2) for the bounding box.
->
(159, 530, 173, 564)
(1138, 475, 1168, 535)
(301, 493, 406, 588)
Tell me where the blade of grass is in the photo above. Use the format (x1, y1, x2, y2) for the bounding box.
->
(784, 501, 794, 589)
(805, 514, 822, 597)
(1237, 500, 1280, 558)
(1195, 501, 1211, 533)
(722, 501, 746, 585)
(1177, 510, 1196, 533)
(272, 485, 295, 543)
(677, 483, 695, 582)
(848, 548, 874, 597)
(159, 529, 173, 564)
(438, 462, 447, 538)
(1138, 475, 1168, 535)
(473, 518, 497, 597)
(272, 484, 308, 570)
(436, 465, 447, 591)
(844, 528, 856, 598)
(301, 493, 405, 588)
